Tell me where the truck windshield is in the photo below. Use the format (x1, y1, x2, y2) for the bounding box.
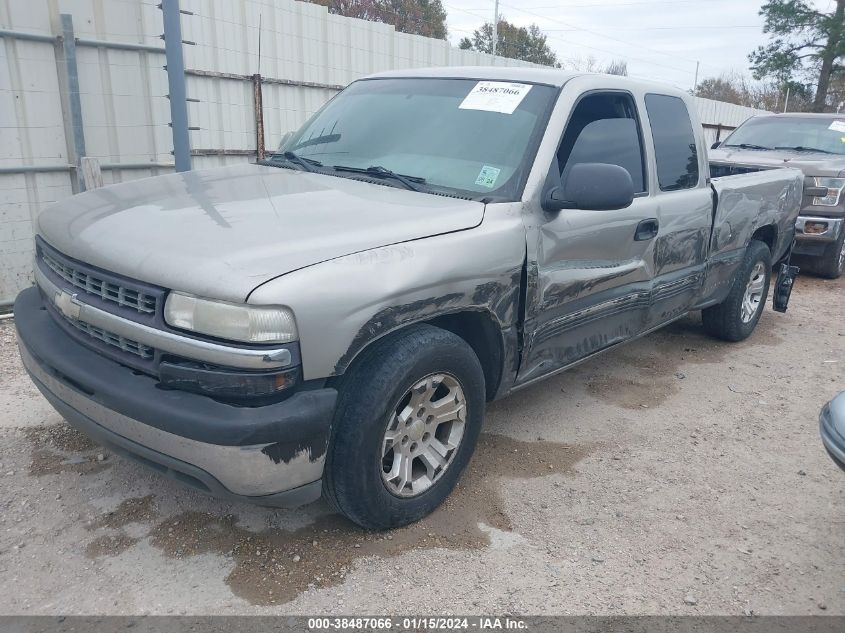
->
(277, 78, 557, 199)
(723, 116, 845, 155)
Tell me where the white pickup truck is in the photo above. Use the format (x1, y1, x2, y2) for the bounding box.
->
(15, 68, 802, 529)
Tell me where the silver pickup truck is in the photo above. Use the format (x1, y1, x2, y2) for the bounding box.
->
(711, 113, 845, 278)
(15, 68, 802, 529)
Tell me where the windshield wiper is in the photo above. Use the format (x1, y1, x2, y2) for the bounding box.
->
(723, 143, 772, 150)
(332, 165, 426, 192)
(290, 133, 341, 151)
(262, 151, 323, 172)
(774, 145, 836, 154)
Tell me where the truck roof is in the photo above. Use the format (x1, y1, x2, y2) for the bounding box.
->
(363, 66, 689, 98)
(766, 112, 843, 119)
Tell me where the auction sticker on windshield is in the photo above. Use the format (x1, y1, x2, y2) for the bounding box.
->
(459, 81, 532, 114)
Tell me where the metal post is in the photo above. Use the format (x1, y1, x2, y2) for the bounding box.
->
(80, 157, 104, 189)
(56, 14, 87, 193)
(253, 14, 265, 160)
(693, 61, 699, 92)
(492, 0, 499, 57)
(253, 74, 266, 160)
(162, 0, 191, 172)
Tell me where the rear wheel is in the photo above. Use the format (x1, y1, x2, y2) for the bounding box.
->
(323, 324, 485, 530)
(702, 240, 772, 342)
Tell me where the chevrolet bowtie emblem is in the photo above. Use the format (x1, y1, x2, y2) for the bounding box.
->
(54, 290, 82, 321)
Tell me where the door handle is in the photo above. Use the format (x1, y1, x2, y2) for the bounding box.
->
(634, 218, 659, 241)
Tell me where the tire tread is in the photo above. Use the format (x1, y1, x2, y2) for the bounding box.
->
(322, 324, 485, 529)
(702, 240, 772, 342)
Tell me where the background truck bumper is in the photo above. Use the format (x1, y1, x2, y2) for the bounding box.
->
(794, 215, 843, 256)
(14, 287, 337, 507)
(820, 393, 845, 473)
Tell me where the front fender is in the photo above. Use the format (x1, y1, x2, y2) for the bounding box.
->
(247, 204, 527, 381)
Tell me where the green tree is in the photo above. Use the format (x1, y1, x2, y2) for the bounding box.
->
(459, 18, 559, 67)
(695, 75, 745, 105)
(749, 0, 845, 111)
(309, 0, 448, 39)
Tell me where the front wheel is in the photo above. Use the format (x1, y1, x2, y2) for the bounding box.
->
(702, 240, 772, 342)
(812, 228, 845, 279)
(323, 324, 485, 530)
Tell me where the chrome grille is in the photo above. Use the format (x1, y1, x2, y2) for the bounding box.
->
(41, 250, 158, 315)
(67, 317, 155, 360)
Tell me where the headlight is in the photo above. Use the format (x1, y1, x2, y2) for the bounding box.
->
(812, 177, 845, 206)
(164, 292, 298, 343)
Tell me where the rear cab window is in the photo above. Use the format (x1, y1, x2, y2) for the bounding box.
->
(644, 94, 700, 191)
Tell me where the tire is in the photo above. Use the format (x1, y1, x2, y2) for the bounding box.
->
(811, 228, 845, 279)
(702, 240, 772, 342)
(323, 324, 485, 530)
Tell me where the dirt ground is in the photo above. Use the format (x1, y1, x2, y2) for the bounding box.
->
(0, 273, 843, 615)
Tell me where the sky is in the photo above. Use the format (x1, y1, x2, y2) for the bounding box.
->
(441, 0, 833, 91)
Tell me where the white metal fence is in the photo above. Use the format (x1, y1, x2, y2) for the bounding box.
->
(0, 0, 769, 304)
(693, 96, 765, 147)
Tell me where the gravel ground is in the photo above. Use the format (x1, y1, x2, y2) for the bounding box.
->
(0, 273, 843, 615)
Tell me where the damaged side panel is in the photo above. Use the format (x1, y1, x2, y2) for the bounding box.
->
(516, 198, 657, 386)
(695, 169, 802, 308)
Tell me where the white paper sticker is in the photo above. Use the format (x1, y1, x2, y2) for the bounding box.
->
(459, 81, 533, 114)
(829, 120, 845, 133)
(475, 165, 501, 188)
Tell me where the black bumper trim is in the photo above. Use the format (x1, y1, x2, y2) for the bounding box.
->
(14, 287, 337, 448)
(33, 371, 321, 507)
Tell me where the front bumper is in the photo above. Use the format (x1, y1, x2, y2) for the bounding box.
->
(14, 287, 337, 506)
(794, 215, 843, 256)
(820, 392, 845, 473)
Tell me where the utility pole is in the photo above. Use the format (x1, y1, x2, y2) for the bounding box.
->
(492, 0, 499, 57)
(161, 0, 191, 172)
(784, 86, 790, 113)
(693, 61, 699, 93)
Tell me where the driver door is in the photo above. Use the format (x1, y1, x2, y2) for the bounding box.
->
(517, 90, 658, 386)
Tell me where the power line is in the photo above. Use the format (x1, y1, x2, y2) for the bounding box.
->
(452, 1, 696, 77)
(542, 25, 762, 31)
(518, 0, 734, 8)
(497, 0, 700, 65)
(448, 2, 706, 82)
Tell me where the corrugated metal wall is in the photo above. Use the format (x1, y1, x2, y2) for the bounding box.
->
(178, 0, 544, 158)
(692, 96, 766, 146)
(0, 0, 172, 303)
(0, 0, 770, 304)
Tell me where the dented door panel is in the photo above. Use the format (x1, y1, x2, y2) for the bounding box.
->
(647, 188, 713, 327)
(516, 197, 656, 386)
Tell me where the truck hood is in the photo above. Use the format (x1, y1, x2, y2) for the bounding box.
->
(710, 147, 845, 176)
(38, 164, 485, 302)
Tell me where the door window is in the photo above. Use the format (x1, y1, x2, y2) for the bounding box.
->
(557, 92, 647, 194)
(644, 94, 700, 191)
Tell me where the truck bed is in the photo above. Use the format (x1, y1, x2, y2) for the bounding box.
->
(696, 166, 803, 307)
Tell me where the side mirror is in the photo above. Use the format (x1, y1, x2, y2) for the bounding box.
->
(543, 163, 635, 212)
(710, 141, 721, 150)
